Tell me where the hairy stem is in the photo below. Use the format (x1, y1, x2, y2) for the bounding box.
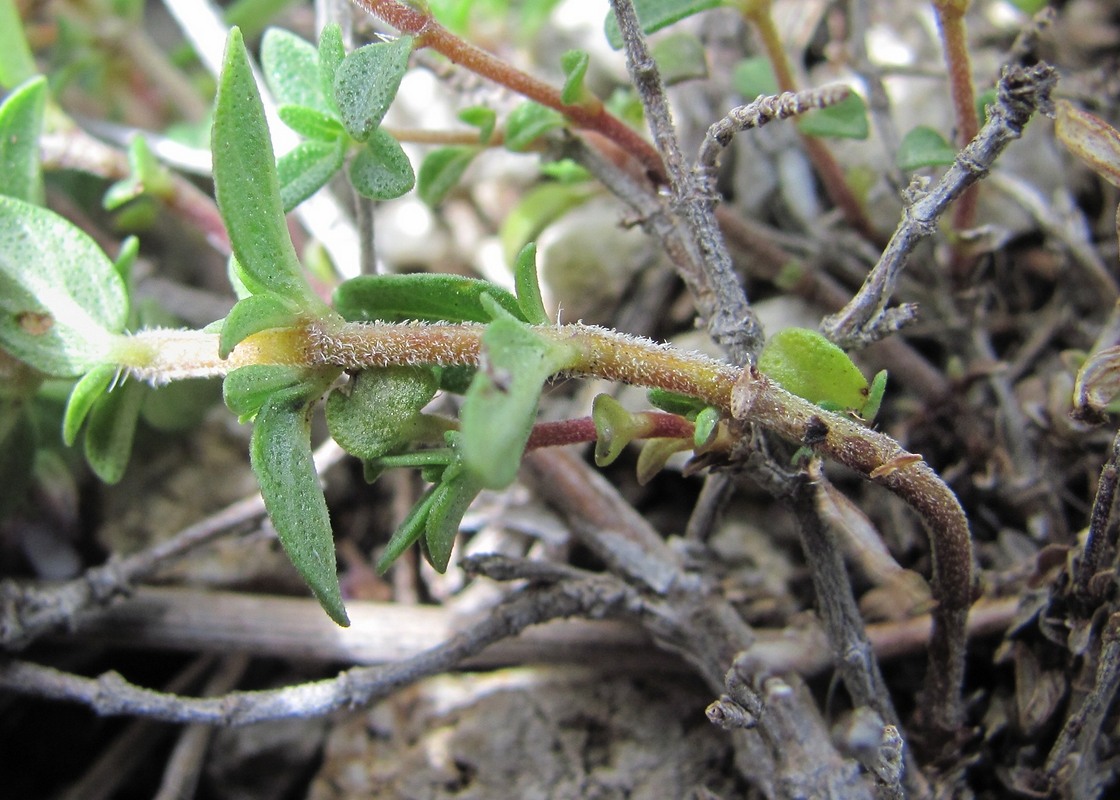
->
(114, 319, 972, 725)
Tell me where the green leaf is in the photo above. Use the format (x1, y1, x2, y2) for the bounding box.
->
(63, 363, 116, 445)
(863, 370, 887, 423)
(417, 146, 478, 207)
(0, 0, 37, 90)
(504, 101, 565, 152)
(758, 327, 871, 416)
(325, 366, 439, 460)
(651, 32, 708, 85)
(261, 28, 327, 114)
(732, 56, 779, 99)
(499, 181, 594, 265)
(693, 406, 720, 448)
(425, 468, 481, 572)
(83, 379, 146, 484)
(318, 24, 345, 115)
(797, 91, 869, 140)
(0, 75, 47, 204)
(0, 196, 128, 375)
(333, 36, 413, 142)
(604, 0, 724, 49)
(223, 364, 317, 419)
(213, 28, 323, 313)
(459, 105, 496, 143)
(560, 49, 590, 105)
(897, 125, 957, 171)
(348, 127, 415, 200)
(513, 242, 550, 325)
(334, 273, 525, 323)
(104, 135, 174, 210)
(1008, 0, 1047, 16)
(219, 293, 301, 359)
(460, 318, 577, 489)
(376, 484, 441, 572)
(635, 437, 690, 484)
(112, 236, 140, 293)
(647, 388, 706, 417)
(277, 138, 346, 213)
(252, 384, 349, 625)
(539, 159, 592, 183)
(277, 104, 345, 141)
(592, 393, 641, 467)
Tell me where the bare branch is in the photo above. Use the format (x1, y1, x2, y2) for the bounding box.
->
(822, 63, 1059, 348)
(696, 86, 852, 184)
(0, 576, 641, 725)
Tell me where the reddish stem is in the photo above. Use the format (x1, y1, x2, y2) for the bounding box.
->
(525, 413, 695, 451)
(935, 1, 981, 274)
(352, 0, 666, 181)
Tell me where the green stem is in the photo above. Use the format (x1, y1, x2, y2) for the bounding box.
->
(350, 0, 666, 181)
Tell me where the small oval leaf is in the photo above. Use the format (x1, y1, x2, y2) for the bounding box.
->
(277, 104, 345, 141)
(417, 146, 478, 207)
(797, 91, 870, 140)
(63, 364, 116, 445)
(897, 125, 957, 171)
(223, 364, 318, 419)
(348, 128, 415, 200)
(325, 366, 439, 460)
(334, 36, 413, 142)
(460, 318, 577, 489)
(83, 379, 146, 484)
(425, 469, 481, 573)
(261, 28, 327, 113)
(504, 101, 566, 152)
(560, 49, 590, 105)
(277, 138, 346, 213)
(758, 327, 870, 415)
